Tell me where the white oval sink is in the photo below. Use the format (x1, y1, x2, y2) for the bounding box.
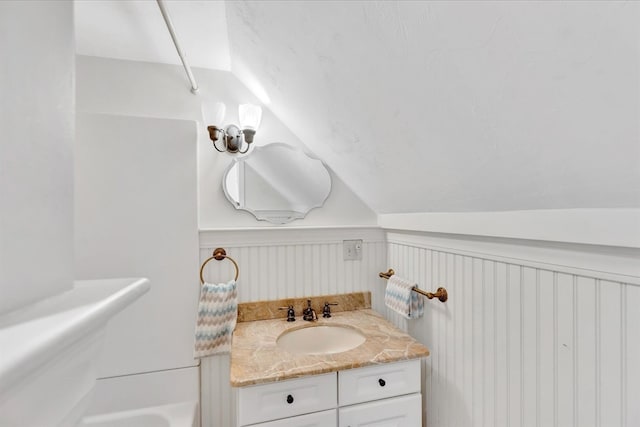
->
(276, 324, 366, 355)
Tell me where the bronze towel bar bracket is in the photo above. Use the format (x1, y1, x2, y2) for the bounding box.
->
(379, 268, 448, 303)
(199, 247, 239, 284)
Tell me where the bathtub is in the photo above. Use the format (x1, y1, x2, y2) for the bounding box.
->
(78, 401, 198, 427)
(0, 278, 150, 427)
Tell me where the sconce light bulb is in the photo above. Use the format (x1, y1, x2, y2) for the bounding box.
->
(201, 101, 226, 125)
(238, 104, 262, 131)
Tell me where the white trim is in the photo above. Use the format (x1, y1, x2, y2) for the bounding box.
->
(199, 226, 386, 248)
(198, 220, 640, 284)
(386, 231, 640, 286)
(379, 208, 640, 249)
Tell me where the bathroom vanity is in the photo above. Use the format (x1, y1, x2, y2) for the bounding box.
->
(230, 295, 429, 427)
(235, 359, 421, 426)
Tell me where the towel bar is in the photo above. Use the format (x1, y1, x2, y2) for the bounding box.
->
(379, 268, 448, 302)
(200, 247, 239, 284)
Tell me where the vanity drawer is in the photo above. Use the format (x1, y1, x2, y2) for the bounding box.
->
(338, 393, 421, 426)
(237, 373, 337, 426)
(251, 409, 337, 427)
(338, 359, 420, 406)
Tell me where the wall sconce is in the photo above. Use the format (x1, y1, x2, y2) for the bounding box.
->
(202, 102, 262, 154)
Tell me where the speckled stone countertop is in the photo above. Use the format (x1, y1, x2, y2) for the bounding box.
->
(230, 309, 430, 387)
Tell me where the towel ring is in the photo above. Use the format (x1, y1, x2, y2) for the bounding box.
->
(199, 247, 239, 285)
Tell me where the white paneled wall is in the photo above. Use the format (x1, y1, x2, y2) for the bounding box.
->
(197, 227, 638, 427)
(198, 227, 386, 427)
(386, 232, 640, 427)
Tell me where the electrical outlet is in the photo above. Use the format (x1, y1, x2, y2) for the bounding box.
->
(343, 239, 363, 261)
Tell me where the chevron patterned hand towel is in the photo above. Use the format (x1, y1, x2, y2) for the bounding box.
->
(194, 279, 238, 358)
(384, 275, 424, 319)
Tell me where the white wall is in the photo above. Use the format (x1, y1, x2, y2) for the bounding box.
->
(76, 55, 377, 229)
(379, 208, 640, 249)
(384, 231, 640, 427)
(75, 113, 199, 378)
(0, 0, 74, 314)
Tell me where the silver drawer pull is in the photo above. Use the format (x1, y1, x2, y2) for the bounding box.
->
(286, 394, 294, 404)
(378, 378, 386, 387)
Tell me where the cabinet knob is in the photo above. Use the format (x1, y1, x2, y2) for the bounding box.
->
(378, 378, 386, 387)
(286, 394, 294, 404)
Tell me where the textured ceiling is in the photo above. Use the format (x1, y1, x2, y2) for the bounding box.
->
(75, 0, 230, 70)
(225, 1, 640, 213)
(74, 1, 639, 214)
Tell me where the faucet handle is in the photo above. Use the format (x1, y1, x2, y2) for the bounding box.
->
(278, 306, 296, 322)
(302, 300, 318, 321)
(322, 302, 338, 318)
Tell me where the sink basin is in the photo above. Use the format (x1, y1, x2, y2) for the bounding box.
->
(276, 324, 366, 355)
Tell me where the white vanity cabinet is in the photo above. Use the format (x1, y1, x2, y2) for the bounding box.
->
(236, 373, 337, 426)
(248, 409, 337, 427)
(234, 359, 422, 427)
(338, 359, 421, 406)
(338, 360, 422, 426)
(339, 394, 422, 426)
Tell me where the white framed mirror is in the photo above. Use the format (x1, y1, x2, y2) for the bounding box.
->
(222, 143, 332, 224)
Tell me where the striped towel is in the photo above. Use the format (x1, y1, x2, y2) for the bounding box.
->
(384, 275, 424, 319)
(193, 280, 238, 358)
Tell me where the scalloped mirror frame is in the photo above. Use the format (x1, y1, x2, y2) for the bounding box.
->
(222, 143, 332, 224)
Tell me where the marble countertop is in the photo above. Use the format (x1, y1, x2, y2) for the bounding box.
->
(230, 309, 430, 387)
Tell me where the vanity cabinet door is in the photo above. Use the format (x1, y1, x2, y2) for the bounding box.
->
(338, 359, 420, 406)
(338, 394, 421, 427)
(251, 409, 337, 427)
(237, 373, 337, 426)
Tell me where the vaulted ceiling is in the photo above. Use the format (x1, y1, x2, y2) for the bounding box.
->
(75, 1, 640, 214)
(75, 0, 230, 70)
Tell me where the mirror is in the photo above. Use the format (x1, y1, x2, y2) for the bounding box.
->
(222, 143, 332, 224)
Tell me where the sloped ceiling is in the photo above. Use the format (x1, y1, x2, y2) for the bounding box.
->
(75, 0, 230, 70)
(75, 1, 640, 214)
(225, 1, 639, 213)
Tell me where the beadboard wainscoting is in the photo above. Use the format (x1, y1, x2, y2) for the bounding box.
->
(198, 227, 387, 427)
(384, 231, 640, 427)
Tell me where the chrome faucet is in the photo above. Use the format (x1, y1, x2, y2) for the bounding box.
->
(302, 299, 317, 321)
